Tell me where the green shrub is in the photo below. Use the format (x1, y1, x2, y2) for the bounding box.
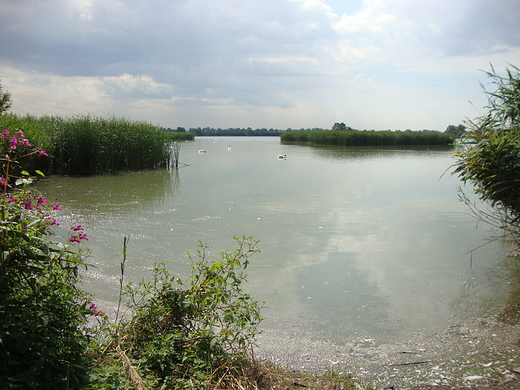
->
(90, 237, 264, 389)
(0, 129, 95, 389)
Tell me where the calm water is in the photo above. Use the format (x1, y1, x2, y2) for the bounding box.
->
(37, 137, 512, 347)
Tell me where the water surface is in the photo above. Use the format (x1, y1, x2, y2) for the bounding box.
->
(37, 137, 513, 348)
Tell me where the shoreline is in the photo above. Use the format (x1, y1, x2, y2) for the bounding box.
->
(255, 309, 520, 389)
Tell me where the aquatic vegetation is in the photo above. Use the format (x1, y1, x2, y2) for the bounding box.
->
(453, 64, 520, 239)
(281, 129, 454, 146)
(0, 113, 172, 175)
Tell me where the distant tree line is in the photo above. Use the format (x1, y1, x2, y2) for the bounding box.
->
(163, 123, 453, 137)
(163, 127, 286, 136)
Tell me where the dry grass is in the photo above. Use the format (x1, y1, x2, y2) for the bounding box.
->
(199, 359, 359, 390)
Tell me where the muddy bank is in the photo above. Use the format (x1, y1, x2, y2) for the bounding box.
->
(255, 302, 520, 389)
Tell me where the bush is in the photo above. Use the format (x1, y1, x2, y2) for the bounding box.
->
(90, 237, 265, 389)
(0, 129, 96, 388)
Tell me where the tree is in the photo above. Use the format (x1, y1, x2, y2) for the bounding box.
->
(332, 122, 347, 130)
(176, 126, 186, 132)
(453, 65, 520, 237)
(0, 81, 12, 114)
(445, 124, 466, 137)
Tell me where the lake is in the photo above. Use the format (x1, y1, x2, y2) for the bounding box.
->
(36, 136, 515, 375)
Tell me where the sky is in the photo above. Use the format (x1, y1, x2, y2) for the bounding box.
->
(1, 0, 519, 131)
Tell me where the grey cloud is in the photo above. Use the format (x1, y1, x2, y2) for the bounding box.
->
(0, 0, 335, 76)
(397, 0, 520, 57)
(0, 0, 342, 110)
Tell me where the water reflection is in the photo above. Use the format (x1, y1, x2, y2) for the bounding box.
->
(39, 169, 181, 216)
(296, 251, 393, 340)
(307, 144, 456, 162)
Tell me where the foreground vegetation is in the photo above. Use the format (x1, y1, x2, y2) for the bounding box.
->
(0, 113, 173, 175)
(452, 64, 520, 240)
(280, 129, 454, 146)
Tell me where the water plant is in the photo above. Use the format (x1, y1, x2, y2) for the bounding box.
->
(281, 129, 454, 146)
(168, 131, 195, 141)
(0, 113, 173, 175)
(452, 64, 520, 239)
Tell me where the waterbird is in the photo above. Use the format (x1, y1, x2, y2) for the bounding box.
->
(228, 145, 231, 151)
(277, 154, 287, 159)
(198, 149, 206, 153)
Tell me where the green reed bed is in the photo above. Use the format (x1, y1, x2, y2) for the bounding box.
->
(281, 129, 455, 146)
(168, 131, 195, 141)
(0, 113, 172, 175)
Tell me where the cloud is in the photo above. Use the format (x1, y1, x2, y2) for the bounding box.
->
(0, 0, 519, 129)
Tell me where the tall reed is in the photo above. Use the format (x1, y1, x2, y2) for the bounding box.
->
(0, 113, 172, 175)
(280, 129, 455, 146)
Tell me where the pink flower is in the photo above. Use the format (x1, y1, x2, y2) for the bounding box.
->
(53, 203, 62, 211)
(38, 149, 49, 156)
(23, 201, 32, 210)
(37, 195, 48, 204)
(73, 224, 84, 231)
(0, 175, 7, 187)
(1, 129, 10, 138)
(88, 302, 104, 317)
(45, 215, 59, 226)
(70, 231, 88, 243)
(9, 137, 18, 150)
(17, 130, 25, 137)
(20, 138, 31, 147)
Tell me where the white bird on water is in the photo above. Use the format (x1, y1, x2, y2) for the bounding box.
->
(228, 145, 231, 151)
(198, 149, 206, 153)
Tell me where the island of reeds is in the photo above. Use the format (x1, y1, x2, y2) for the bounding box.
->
(280, 129, 455, 146)
(0, 113, 191, 175)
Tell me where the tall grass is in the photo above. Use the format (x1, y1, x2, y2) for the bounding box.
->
(0, 113, 172, 175)
(280, 129, 455, 146)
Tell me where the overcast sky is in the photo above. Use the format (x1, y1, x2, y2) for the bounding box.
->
(1, 0, 519, 130)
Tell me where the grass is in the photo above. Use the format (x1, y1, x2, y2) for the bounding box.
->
(281, 129, 455, 146)
(0, 113, 173, 175)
